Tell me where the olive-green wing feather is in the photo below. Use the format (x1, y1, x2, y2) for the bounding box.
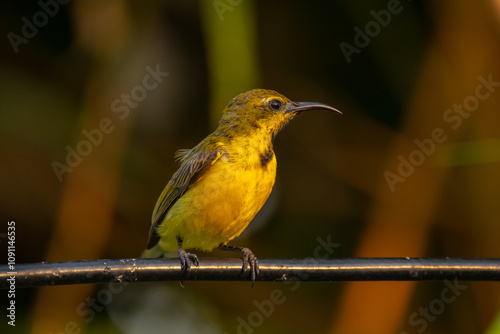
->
(146, 148, 222, 249)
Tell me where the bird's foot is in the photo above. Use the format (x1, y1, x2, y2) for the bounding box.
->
(177, 236, 199, 273)
(219, 245, 259, 286)
(177, 241, 199, 287)
(178, 247, 199, 273)
(240, 247, 259, 287)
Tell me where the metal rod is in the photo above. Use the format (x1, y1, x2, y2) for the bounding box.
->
(2, 258, 500, 289)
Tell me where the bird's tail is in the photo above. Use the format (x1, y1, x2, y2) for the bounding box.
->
(141, 243, 176, 258)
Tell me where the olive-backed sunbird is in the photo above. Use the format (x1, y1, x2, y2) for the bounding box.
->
(144, 89, 341, 284)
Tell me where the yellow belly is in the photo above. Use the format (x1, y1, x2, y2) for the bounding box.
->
(157, 153, 277, 251)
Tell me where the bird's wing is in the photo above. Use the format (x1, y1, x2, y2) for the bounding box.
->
(147, 148, 223, 248)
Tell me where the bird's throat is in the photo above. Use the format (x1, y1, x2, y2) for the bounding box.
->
(260, 149, 274, 168)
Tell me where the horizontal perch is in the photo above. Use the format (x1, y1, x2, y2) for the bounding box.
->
(2, 258, 500, 289)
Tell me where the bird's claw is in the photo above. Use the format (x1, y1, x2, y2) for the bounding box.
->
(177, 248, 199, 288)
(240, 247, 259, 287)
(178, 248, 199, 273)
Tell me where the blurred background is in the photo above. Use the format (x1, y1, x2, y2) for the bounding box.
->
(1, 0, 500, 333)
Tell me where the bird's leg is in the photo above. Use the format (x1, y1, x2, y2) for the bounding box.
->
(177, 237, 199, 273)
(219, 244, 259, 286)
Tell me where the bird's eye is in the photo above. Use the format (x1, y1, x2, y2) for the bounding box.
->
(268, 99, 283, 111)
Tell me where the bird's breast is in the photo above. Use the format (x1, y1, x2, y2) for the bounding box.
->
(205, 149, 277, 236)
(161, 142, 277, 251)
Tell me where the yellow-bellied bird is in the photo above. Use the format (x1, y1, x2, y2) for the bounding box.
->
(144, 89, 341, 285)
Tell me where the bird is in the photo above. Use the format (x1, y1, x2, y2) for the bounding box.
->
(143, 88, 341, 285)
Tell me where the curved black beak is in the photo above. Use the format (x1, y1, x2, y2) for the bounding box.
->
(287, 101, 342, 114)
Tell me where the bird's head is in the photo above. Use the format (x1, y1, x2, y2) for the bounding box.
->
(218, 89, 341, 140)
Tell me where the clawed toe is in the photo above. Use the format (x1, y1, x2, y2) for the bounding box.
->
(177, 237, 199, 289)
(218, 244, 260, 286)
(178, 248, 199, 273)
(240, 247, 259, 286)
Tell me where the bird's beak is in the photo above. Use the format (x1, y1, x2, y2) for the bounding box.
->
(287, 101, 342, 114)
